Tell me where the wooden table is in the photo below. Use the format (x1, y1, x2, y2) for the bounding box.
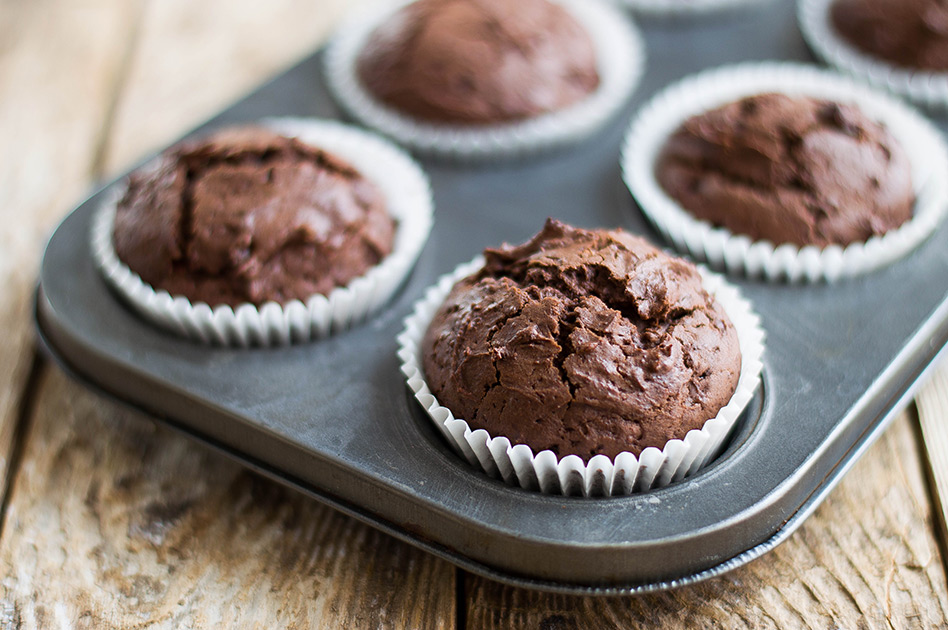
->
(3, 1, 948, 627)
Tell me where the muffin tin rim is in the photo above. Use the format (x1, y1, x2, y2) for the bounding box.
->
(614, 0, 775, 17)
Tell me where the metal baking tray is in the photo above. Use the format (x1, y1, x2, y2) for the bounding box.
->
(33, 1, 948, 594)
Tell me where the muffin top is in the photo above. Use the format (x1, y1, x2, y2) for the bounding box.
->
(831, 0, 948, 72)
(355, 0, 600, 125)
(656, 93, 914, 247)
(422, 219, 741, 461)
(113, 126, 395, 307)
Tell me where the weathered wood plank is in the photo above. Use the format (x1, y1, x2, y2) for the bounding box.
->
(6, 0, 947, 626)
(0, 0, 142, 514)
(917, 358, 948, 562)
(465, 413, 948, 629)
(102, 0, 360, 176)
(0, 368, 456, 628)
(1, 1, 457, 627)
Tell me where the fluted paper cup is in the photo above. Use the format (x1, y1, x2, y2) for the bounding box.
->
(397, 256, 765, 497)
(324, 0, 645, 160)
(622, 62, 948, 283)
(92, 118, 433, 347)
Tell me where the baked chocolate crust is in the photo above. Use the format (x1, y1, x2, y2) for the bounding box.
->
(656, 93, 914, 247)
(421, 219, 742, 461)
(356, 0, 600, 125)
(831, 0, 948, 72)
(113, 127, 395, 307)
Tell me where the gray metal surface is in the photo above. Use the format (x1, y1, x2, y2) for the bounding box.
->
(34, 1, 948, 593)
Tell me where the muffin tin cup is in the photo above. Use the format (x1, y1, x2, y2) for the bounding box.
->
(323, 0, 645, 161)
(614, 0, 774, 18)
(798, 0, 948, 111)
(397, 256, 766, 497)
(621, 62, 948, 283)
(91, 118, 433, 347)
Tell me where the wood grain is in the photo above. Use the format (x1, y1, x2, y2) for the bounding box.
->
(0, 0, 142, 511)
(4, 0, 948, 627)
(101, 0, 361, 176)
(0, 2, 456, 628)
(917, 358, 948, 568)
(0, 368, 455, 628)
(464, 412, 948, 629)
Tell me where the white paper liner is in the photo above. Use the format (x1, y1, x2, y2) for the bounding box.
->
(324, 0, 645, 160)
(397, 256, 765, 497)
(799, 0, 948, 110)
(614, 0, 773, 17)
(621, 62, 948, 283)
(92, 118, 433, 347)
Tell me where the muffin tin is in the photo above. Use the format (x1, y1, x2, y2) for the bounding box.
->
(34, 1, 948, 594)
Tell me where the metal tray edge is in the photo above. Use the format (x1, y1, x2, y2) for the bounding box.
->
(34, 284, 948, 595)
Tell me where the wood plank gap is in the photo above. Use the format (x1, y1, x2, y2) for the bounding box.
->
(0, 356, 45, 541)
(88, 0, 147, 182)
(456, 568, 467, 630)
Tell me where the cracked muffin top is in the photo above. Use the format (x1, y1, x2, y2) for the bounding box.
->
(421, 219, 741, 461)
(831, 0, 948, 72)
(112, 126, 395, 307)
(355, 0, 600, 125)
(656, 93, 914, 247)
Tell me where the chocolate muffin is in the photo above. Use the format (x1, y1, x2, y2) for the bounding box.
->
(113, 126, 396, 307)
(831, 0, 948, 72)
(656, 93, 914, 248)
(355, 0, 600, 125)
(421, 219, 742, 461)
